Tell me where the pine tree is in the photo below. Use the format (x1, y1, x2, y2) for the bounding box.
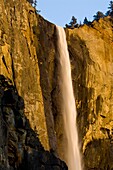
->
(93, 11, 104, 20)
(69, 16, 78, 28)
(65, 16, 78, 28)
(34, 0, 37, 8)
(105, 10, 111, 16)
(27, 0, 37, 8)
(83, 17, 89, 25)
(108, 1, 113, 16)
(69, 16, 77, 27)
(27, 0, 33, 4)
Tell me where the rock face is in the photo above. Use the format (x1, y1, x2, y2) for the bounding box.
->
(0, 0, 57, 151)
(0, 0, 66, 169)
(0, 75, 67, 170)
(66, 17, 113, 170)
(0, 0, 113, 169)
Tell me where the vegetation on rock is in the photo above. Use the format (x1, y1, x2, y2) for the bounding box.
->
(65, 16, 79, 28)
(106, 1, 113, 16)
(93, 11, 105, 20)
(27, 0, 37, 7)
(83, 17, 92, 25)
(27, 0, 40, 12)
(65, 1, 113, 28)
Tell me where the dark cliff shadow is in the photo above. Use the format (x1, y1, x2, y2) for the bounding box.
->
(84, 139, 113, 170)
(0, 75, 67, 170)
(33, 21, 57, 152)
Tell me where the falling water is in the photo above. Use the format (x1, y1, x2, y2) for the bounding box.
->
(56, 26, 82, 170)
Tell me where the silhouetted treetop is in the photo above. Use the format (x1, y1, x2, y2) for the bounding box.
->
(107, 1, 113, 16)
(65, 16, 79, 29)
(27, 0, 37, 8)
(27, 0, 33, 3)
(93, 11, 105, 20)
(65, 1, 113, 28)
(83, 17, 88, 24)
(69, 16, 77, 26)
(108, 1, 113, 10)
(83, 17, 92, 25)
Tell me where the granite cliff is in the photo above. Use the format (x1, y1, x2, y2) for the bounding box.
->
(0, 0, 113, 169)
(66, 17, 113, 169)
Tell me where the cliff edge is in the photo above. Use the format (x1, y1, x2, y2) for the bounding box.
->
(66, 17, 113, 169)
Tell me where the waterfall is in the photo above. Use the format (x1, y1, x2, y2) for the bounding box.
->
(56, 26, 82, 170)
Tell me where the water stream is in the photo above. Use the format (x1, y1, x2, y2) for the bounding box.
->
(56, 25, 82, 170)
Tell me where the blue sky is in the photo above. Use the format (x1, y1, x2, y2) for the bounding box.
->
(37, 0, 110, 26)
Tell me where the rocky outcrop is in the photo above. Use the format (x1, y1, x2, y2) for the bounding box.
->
(0, 75, 67, 170)
(0, 0, 66, 169)
(66, 17, 113, 169)
(0, 0, 57, 151)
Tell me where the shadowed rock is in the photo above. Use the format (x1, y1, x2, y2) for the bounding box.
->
(0, 75, 68, 170)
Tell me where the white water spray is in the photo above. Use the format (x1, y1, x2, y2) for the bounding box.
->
(56, 26, 82, 170)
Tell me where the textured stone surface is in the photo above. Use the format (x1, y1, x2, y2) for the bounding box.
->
(0, 75, 67, 170)
(0, 0, 113, 169)
(66, 17, 113, 169)
(0, 0, 51, 150)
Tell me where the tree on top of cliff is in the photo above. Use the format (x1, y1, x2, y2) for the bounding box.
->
(107, 1, 113, 16)
(83, 17, 89, 25)
(70, 16, 77, 26)
(27, 0, 41, 13)
(83, 17, 92, 25)
(93, 11, 105, 20)
(65, 16, 79, 29)
(27, 0, 37, 8)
